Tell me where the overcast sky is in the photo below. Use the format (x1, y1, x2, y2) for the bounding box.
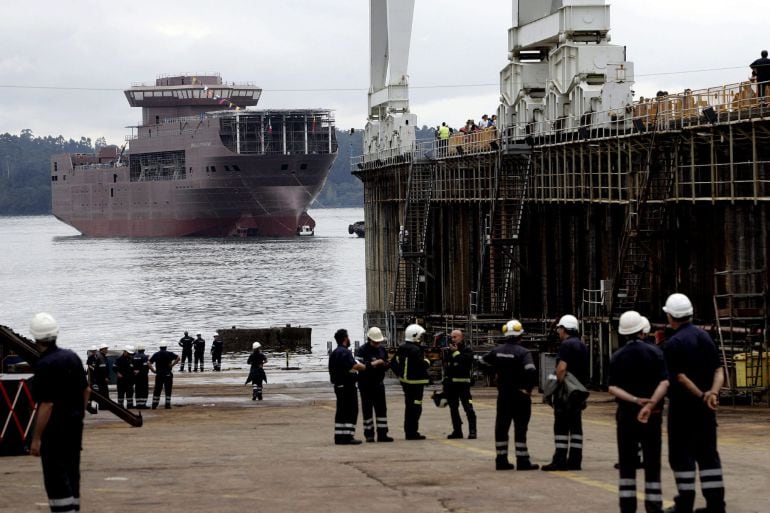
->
(0, 0, 767, 144)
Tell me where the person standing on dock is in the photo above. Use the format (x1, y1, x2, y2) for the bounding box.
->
(114, 345, 135, 408)
(750, 50, 770, 98)
(391, 324, 430, 440)
(28, 313, 90, 513)
(444, 329, 477, 440)
(149, 340, 179, 410)
(438, 122, 450, 157)
(329, 329, 365, 445)
(92, 342, 110, 399)
(482, 319, 539, 471)
(193, 333, 205, 372)
(609, 311, 669, 513)
(355, 327, 394, 443)
(661, 293, 726, 513)
(178, 331, 194, 372)
(132, 343, 150, 409)
(210, 334, 224, 371)
(246, 342, 267, 401)
(542, 314, 589, 471)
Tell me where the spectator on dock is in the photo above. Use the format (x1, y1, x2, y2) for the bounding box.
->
(750, 50, 770, 98)
(355, 327, 394, 442)
(479, 114, 490, 128)
(482, 320, 539, 471)
(114, 345, 135, 408)
(662, 293, 726, 513)
(92, 343, 110, 399)
(132, 344, 150, 409)
(211, 334, 224, 371)
(329, 329, 365, 444)
(29, 313, 90, 513)
(490, 114, 497, 127)
(609, 310, 668, 513)
(149, 340, 179, 409)
(444, 329, 477, 440)
(542, 314, 589, 471)
(246, 342, 267, 401)
(178, 331, 194, 372)
(193, 333, 205, 372)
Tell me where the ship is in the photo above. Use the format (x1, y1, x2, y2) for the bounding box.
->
(50, 73, 338, 237)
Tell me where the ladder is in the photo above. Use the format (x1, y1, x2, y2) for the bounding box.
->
(392, 161, 435, 313)
(476, 149, 533, 315)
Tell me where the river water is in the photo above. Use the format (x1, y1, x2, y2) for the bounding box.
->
(0, 208, 366, 378)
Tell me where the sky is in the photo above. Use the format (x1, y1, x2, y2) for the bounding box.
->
(0, 0, 768, 145)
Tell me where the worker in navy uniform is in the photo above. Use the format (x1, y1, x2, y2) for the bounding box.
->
(85, 346, 97, 384)
(131, 343, 150, 409)
(210, 335, 224, 371)
(444, 329, 477, 439)
(328, 329, 365, 444)
(178, 331, 194, 372)
(483, 319, 539, 471)
(193, 333, 205, 372)
(245, 342, 267, 400)
(543, 314, 589, 471)
(609, 311, 669, 513)
(390, 323, 430, 440)
(91, 342, 110, 399)
(28, 313, 90, 513)
(114, 345, 135, 408)
(149, 340, 180, 409)
(355, 327, 394, 442)
(661, 293, 726, 513)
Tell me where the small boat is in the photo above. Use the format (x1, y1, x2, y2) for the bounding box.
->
(348, 221, 364, 238)
(297, 225, 314, 236)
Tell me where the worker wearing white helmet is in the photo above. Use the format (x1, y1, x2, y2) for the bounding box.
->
(246, 342, 268, 401)
(131, 344, 150, 409)
(114, 345, 136, 408)
(483, 319, 539, 471)
(149, 340, 180, 410)
(355, 327, 394, 442)
(27, 313, 90, 513)
(91, 342, 111, 399)
(662, 293, 726, 513)
(609, 310, 669, 513)
(391, 324, 430, 440)
(543, 314, 589, 471)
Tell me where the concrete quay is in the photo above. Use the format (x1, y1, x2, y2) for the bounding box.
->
(2, 375, 768, 513)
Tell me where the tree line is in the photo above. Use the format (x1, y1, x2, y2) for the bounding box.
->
(0, 126, 437, 215)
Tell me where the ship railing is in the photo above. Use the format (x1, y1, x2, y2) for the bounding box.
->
(74, 163, 126, 171)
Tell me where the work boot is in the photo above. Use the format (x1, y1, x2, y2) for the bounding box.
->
(467, 430, 477, 439)
(365, 436, 376, 443)
(496, 457, 514, 471)
(516, 459, 540, 471)
(252, 390, 258, 401)
(188, 366, 192, 373)
(257, 393, 263, 401)
(127, 400, 134, 409)
(378, 435, 394, 442)
(447, 431, 463, 439)
(541, 460, 568, 471)
(405, 433, 426, 440)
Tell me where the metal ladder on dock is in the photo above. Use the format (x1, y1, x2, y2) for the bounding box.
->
(476, 148, 533, 316)
(611, 141, 675, 317)
(392, 161, 435, 314)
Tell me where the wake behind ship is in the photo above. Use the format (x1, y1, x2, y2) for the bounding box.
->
(51, 73, 338, 237)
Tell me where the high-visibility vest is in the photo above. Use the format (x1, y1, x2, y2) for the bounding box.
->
(438, 125, 450, 140)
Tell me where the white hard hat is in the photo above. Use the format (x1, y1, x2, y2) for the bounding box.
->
(641, 316, 651, 335)
(135, 343, 145, 351)
(367, 327, 386, 343)
(404, 324, 426, 343)
(124, 345, 135, 354)
(252, 341, 262, 350)
(557, 314, 579, 331)
(159, 339, 168, 348)
(618, 311, 645, 335)
(663, 293, 693, 318)
(502, 319, 524, 337)
(89, 346, 98, 352)
(99, 342, 109, 350)
(30, 312, 59, 341)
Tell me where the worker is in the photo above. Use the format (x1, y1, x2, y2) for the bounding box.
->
(750, 50, 770, 98)
(438, 122, 450, 156)
(482, 319, 539, 471)
(211, 334, 224, 371)
(114, 345, 135, 408)
(245, 342, 267, 400)
(355, 326, 394, 442)
(609, 311, 669, 513)
(391, 323, 430, 440)
(178, 331, 194, 372)
(149, 340, 180, 410)
(662, 293, 726, 513)
(193, 333, 205, 372)
(543, 314, 589, 471)
(444, 329, 477, 439)
(85, 346, 97, 386)
(132, 343, 150, 409)
(328, 328, 365, 445)
(28, 313, 90, 513)
(91, 342, 110, 399)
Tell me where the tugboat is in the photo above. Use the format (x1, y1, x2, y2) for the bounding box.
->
(348, 221, 365, 238)
(297, 225, 314, 237)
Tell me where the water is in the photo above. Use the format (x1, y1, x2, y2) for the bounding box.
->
(0, 208, 366, 375)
